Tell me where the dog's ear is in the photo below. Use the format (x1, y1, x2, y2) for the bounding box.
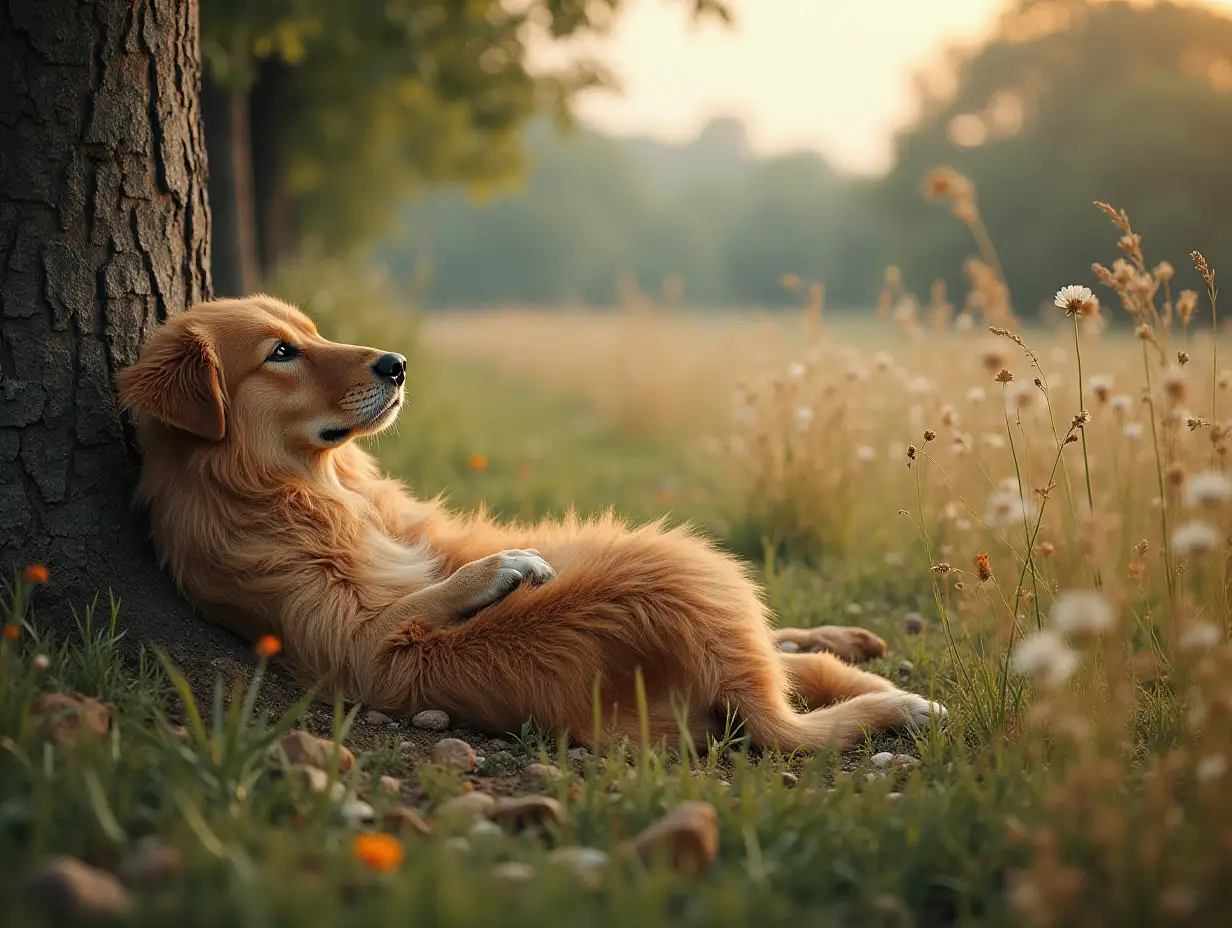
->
(116, 320, 227, 441)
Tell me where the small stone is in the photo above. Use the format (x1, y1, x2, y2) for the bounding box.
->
(469, 819, 503, 839)
(491, 795, 566, 832)
(444, 837, 471, 853)
(871, 752, 895, 769)
(397, 740, 416, 755)
(436, 792, 497, 822)
(524, 762, 565, 782)
(377, 775, 403, 794)
(892, 754, 920, 769)
(119, 838, 182, 888)
(32, 693, 110, 746)
(904, 612, 925, 634)
(778, 640, 800, 653)
(21, 856, 132, 923)
(339, 798, 375, 826)
(412, 709, 450, 731)
(364, 710, 393, 725)
(626, 802, 719, 877)
(866, 772, 887, 783)
(897, 660, 914, 680)
(845, 602, 863, 616)
(485, 738, 513, 752)
(286, 764, 339, 796)
(550, 846, 609, 873)
(493, 861, 534, 884)
(888, 792, 902, 801)
(277, 730, 355, 773)
(383, 806, 432, 836)
(170, 724, 189, 741)
(781, 771, 799, 788)
(567, 747, 591, 763)
(431, 738, 477, 773)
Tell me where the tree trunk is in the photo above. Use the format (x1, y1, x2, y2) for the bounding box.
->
(249, 58, 295, 279)
(0, 0, 297, 704)
(201, 71, 258, 296)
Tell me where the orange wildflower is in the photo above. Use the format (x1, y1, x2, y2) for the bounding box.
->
(974, 552, 993, 582)
(3, 625, 19, 642)
(23, 564, 49, 585)
(254, 635, 282, 659)
(353, 833, 404, 873)
(468, 454, 488, 472)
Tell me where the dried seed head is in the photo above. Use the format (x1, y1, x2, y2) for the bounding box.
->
(996, 369, 1014, 384)
(780, 273, 800, 292)
(1155, 261, 1175, 281)
(1192, 250, 1214, 286)
(1162, 367, 1188, 405)
(1090, 375, 1113, 403)
(906, 444, 917, 466)
(1176, 289, 1199, 324)
(923, 429, 937, 442)
(1166, 462, 1187, 487)
(1136, 323, 1157, 344)
(974, 552, 992, 582)
(923, 167, 973, 202)
(980, 343, 1010, 374)
(1177, 350, 1190, 366)
(1039, 541, 1056, 557)
(931, 562, 953, 574)
(1134, 539, 1149, 556)
(1112, 259, 1136, 287)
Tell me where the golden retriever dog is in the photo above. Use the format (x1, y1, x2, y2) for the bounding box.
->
(117, 296, 946, 750)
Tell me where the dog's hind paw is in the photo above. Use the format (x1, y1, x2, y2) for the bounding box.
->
(899, 693, 948, 728)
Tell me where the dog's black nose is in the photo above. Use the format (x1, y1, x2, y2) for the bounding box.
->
(371, 352, 406, 386)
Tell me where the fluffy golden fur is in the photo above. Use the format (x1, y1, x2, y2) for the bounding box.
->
(117, 296, 946, 750)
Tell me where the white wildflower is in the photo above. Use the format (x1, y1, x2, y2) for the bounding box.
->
(1184, 472, 1232, 510)
(966, 386, 986, 404)
(856, 445, 876, 463)
(787, 362, 806, 379)
(1090, 375, 1114, 403)
(1051, 590, 1116, 639)
(1011, 630, 1079, 688)
(986, 486, 1034, 528)
(953, 312, 974, 332)
(1122, 422, 1144, 440)
(873, 351, 894, 371)
(1178, 623, 1221, 652)
(794, 405, 814, 426)
(1173, 520, 1221, 558)
(982, 433, 1007, 450)
(1054, 285, 1098, 316)
(1110, 394, 1133, 415)
(1197, 755, 1227, 783)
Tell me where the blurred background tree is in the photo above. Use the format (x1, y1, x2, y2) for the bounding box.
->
(198, 0, 732, 295)
(377, 0, 1232, 319)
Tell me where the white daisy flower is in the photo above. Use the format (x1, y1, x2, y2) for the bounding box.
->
(1173, 520, 1221, 558)
(1011, 630, 1079, 688)
(1184, 472, 1232, 510)
(1054, 285, 1098, 316)
(1051, 590, 1116, 639)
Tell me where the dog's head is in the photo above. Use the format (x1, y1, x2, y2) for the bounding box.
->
(117, 295, 405, 457)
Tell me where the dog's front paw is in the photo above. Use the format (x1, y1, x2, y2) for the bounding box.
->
(464, 549, 556, 614)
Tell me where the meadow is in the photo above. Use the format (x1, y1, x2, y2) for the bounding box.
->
(3, 195, 1232, 927)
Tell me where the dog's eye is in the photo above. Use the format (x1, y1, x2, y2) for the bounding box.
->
(266, 341, 299, 363)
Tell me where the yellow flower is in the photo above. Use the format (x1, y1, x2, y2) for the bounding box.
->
(353, 833, 404, 873)
(254, 635, 282, 659)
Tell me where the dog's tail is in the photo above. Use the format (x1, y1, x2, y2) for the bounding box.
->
(734, 687, 943, 752)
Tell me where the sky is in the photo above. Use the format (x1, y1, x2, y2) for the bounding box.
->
(535, 0, 1232, 175)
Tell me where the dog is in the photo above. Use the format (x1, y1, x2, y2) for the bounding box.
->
(117, 295, 946, 750)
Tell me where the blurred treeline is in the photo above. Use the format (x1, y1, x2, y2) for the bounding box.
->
(201, 0, 1232, 317)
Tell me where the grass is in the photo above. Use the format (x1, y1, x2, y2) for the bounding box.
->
(6, 193, 1232, 926)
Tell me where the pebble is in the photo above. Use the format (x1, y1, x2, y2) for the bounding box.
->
(866, 772, 887, 783)
(20, 856, 132, 924)
(778, 640, 800, 654)
(524, 762, 566, 782)
(871, 752, 895, 769)
(119, 838, 182, 888)
(897, 660, 914, 680)
(626, 802, 719, 877)
(469, 819, 504, 839)
(412, 709, 451, 731)
(431, 738, 478, 773)
(781, 771, 799, 788)
(277, 730, 355, 773)
(286, 763, 345, 798)
(567, 747, 591, 763)
(444, 837, 471, 854)
(845, 603, 863, 616)
(364, 710, 393, 725)
(490, 795, 566, 832)
(339, 798, 375, 826)
(383, 806, 432, 836)
(485, 738, 513, 752)
(904, 612, 925, 634)
(377, 775, 403, 794)
(397, 740, 416, 755)
(32, 693, 110, 747)
(493, 861, 535, 884)
(436, 792, 497, 822)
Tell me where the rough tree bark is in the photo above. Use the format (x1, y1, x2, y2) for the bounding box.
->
(0, 0, 296, 701)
